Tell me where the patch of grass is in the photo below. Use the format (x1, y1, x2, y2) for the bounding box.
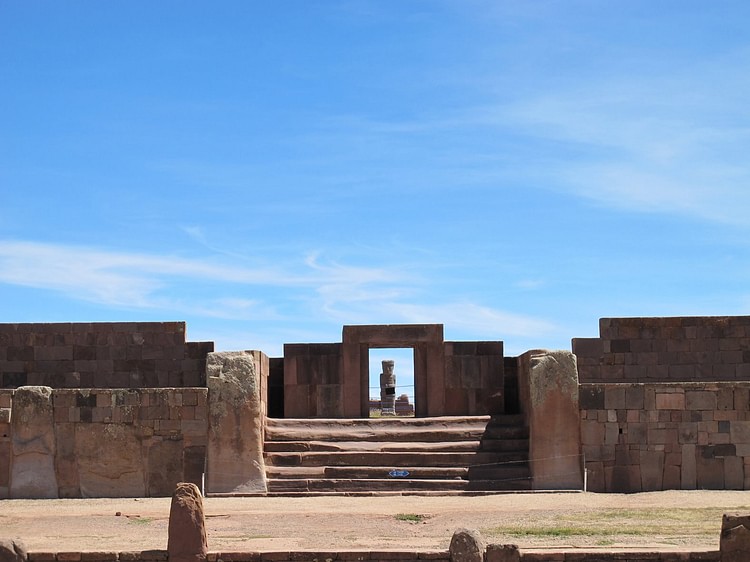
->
(127, 516, 153, 525)
(484, 506, 732, 545)
(504, 526, 646, 538)
(395, 513, 426, 523)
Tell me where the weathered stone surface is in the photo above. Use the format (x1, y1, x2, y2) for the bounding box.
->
(519, 350, 583, 490)
(449, 529, 485, 562)
(206, 352, 267, 493)
(485, 544, 519, 562)
(147, 439, 183, 497)
(75, 423, 145, 497)
(721, 513, 750, 562)
(10, 386, 58, 498)
(0, 539, 27, 562)
(168, 482, 207, 562)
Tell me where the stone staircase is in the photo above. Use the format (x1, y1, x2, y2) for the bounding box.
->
(263, 415, 531, 495)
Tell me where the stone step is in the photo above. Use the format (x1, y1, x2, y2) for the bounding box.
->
(264, 416, 527, 443)
(265, 438, 529, 454)
(267, 463, 530, 481)
(264, 450, 528, 468)
(479, 438, 529, 452)
(263, 440, 482, 453)
(481, 425, 529, 440)
(266, 477, 532, 493)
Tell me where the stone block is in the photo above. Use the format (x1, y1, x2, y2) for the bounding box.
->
(584, 461, 605, 492)
(580, 421, 604, 445)
(485, 544, 519, 562)
(76, 424, 145, 497)
(679, 423, 698, 444)
(663, 464, 681, 490)
(721, 514, 750, 562)
(731, 421, 750, 443)
(604, 386, 626, 409)
(449, 529, 484, 562)
(656, 392, 685, 410)
(640, 450, 664, 491)
(579, 386, 605, 410)
(686, 391, 717, 410)
(681, 444, 697, 490)
(625, 385, 645, 409)
(696, 455, 725, 489)
(604, 423, 620, 445)
(626, 423, 647, 445)
(725, 456, 744, 490)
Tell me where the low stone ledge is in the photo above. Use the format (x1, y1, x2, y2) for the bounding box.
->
(80, 553, 118, 562)
(21, 552, 718, 562)
(27, 554, 56, 562)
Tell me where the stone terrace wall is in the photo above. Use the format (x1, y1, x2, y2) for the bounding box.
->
(0, 322, 214, 389)
(2, 387, 207, 499)
(573, 316, 750, 383)
(581, 382, 750, 492)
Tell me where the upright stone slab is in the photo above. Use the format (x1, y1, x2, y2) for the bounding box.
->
(518, 350, 583, 490)
(10, 386, 58, 498)
(168, 482, 207, 562)
(721, 513, 750, 562)
(449, 528, 485, 562)
(206, 352, 267, 493)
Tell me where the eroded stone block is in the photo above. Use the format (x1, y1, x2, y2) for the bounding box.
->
(10, 386, 58, 498)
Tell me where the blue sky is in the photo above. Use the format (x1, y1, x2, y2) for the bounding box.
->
(2, 0, 750, 379)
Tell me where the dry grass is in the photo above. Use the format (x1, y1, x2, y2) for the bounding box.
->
(483, 506, 742, 548)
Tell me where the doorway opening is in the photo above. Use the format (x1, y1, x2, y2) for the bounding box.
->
(368, 348, 415, 417)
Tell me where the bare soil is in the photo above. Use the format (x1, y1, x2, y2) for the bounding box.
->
(1, 491, 747, 553)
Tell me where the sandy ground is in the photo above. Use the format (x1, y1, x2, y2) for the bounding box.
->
(1, 491, 748, 553)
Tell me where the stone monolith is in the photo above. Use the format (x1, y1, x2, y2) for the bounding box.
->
(205, 351, 267, 493)
(168, 482, 207, 562)
(10, 386, 58, 498)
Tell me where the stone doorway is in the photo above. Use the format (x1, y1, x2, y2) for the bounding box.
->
(367, 347, 416, 417)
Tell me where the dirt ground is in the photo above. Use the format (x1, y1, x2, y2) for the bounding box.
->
(1, 491, 748, 553)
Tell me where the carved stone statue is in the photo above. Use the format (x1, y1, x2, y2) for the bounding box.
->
(380, 359, 396, 415)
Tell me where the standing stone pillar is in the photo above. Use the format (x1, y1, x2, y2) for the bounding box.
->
(206, 352, 267, 493)
(10, 386, 58, 498)
(518, 350, 583, 490)
(380, 360, 396, 416)
(168, 482, 207, 562)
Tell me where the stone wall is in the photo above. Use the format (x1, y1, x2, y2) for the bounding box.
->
(573, 316, 750, 383)
(443, 341, 504, 415)
(1, 387, 207, 499)
(0, 322, 214, 389)
(283, 343, 342, 418)
(581, 382, 750, 492)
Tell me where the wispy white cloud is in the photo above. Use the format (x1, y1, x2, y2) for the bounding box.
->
(0, 239, 557, 344)
(497, 49, 750, 226)
(0, 240, 396, 311)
